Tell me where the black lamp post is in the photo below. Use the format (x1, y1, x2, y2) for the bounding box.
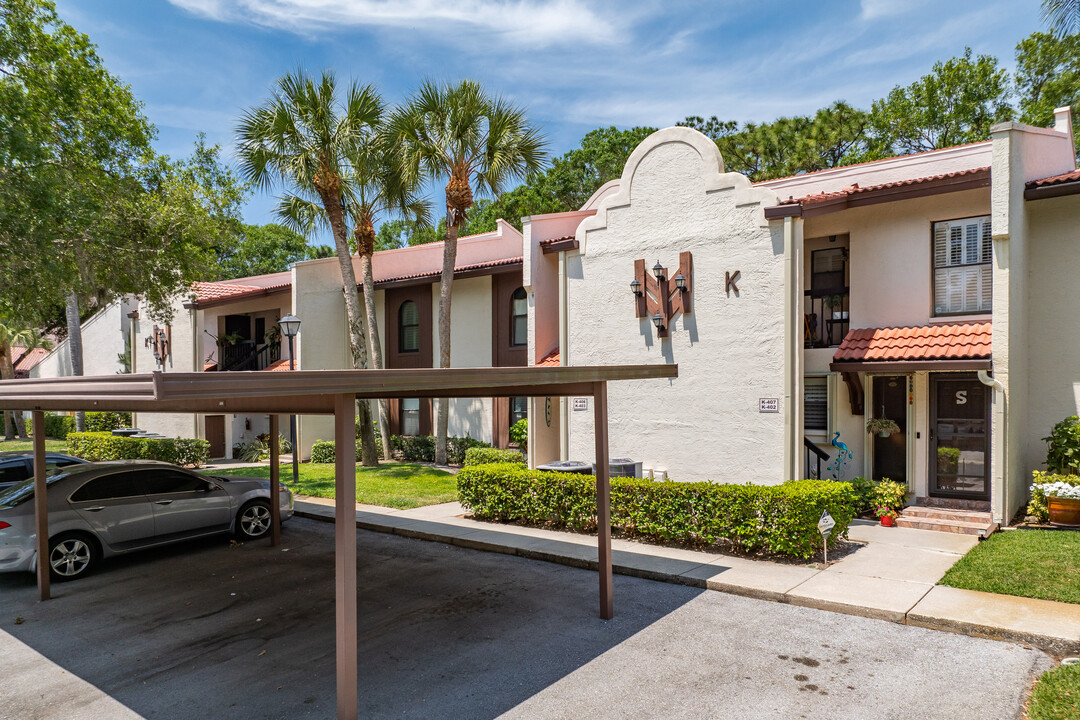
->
(279, 314, 301, 485)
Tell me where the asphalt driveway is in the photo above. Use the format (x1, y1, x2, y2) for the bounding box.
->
(0, 517, 1052, 719)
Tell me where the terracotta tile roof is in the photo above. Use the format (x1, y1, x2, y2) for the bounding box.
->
(203, 362, 218, 372)
(263, 358, 296, 372)
(833, 323, 992, 363)
(538, 235, 575, 247)
(191, 280, 292, 305)
(11, 346, 49, 371)
(536, 349, 559, 367)
(1027, 169, 1080, 188)
(778, 167, 990, 208)
(376, 256, 523, 285)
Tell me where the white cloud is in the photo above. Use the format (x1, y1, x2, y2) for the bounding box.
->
(167, 0, 623, 47)
(859, 0, 928, 20)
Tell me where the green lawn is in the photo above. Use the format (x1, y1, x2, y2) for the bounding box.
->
(939, 530, 1080, 604)
(0, 438, 69, 453)
(210, 462, 458, 510)
(1028, 663, 1080, 720)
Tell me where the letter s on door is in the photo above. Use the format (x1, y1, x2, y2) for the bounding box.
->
(955, 390, 968, 405)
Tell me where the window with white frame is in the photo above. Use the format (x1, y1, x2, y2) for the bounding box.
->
(932, 216, 992, 316)
(401, 398, 420, 436)
(804, 376, 829, 434)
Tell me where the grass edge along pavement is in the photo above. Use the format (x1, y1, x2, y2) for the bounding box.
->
(938, 529, 1080, 605)
(211, 462, 457, 510)
(0, 438, 68, 453)
(1027, 662, 1080, 720)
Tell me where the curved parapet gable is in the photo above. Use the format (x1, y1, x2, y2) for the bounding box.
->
(577, 126, 779, 255)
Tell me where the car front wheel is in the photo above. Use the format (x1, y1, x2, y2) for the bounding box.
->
(237, 500, 272, 540)
(48, 533, 98, 582)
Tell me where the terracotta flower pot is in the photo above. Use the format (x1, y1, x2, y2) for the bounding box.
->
(880, 515, 895, 527)
(1048, 496, 1080, 528)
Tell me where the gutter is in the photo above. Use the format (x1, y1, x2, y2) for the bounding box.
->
(978, 370, 1008, 526)
(559, 249, 569, 460)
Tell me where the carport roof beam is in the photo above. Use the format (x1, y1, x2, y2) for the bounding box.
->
(0, 365, 677, 414)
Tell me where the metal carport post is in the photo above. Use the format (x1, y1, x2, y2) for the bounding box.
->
(4, 364, 676, 720)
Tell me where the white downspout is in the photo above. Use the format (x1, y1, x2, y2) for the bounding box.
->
(783, 217, 794, 481)
(978, 369, 1008, 526)
(191, 308, 200, 438)
(559, 249, 569, 460)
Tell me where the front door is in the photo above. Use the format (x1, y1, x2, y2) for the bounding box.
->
(930, 375, 990, 500)
(205, 415, 226, 459)
(871, 375, 907, 483)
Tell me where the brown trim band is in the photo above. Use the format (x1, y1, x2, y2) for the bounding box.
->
(1025, 180, 1080, 201)
(829, 359, 991, 373)
(763, 204, 803, 219)
(540, 238, 580, 254)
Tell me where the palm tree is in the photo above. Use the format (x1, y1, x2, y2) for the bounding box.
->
(279, 125, 430, 461)
(1043, 0, 1080, 37)
(0, 321, 52, 439)
(391, 80, 547, 463)
(236, 69, 384, 465)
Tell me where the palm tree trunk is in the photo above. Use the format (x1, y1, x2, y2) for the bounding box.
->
(65, 291, 86, 433)
(322, 192, 379, 466)
(359, 252, 393, 460)
(435, 220, 460, 465)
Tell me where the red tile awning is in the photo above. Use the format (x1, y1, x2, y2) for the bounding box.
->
(830, 322, 992, 371)
(1025, 168, 1080, 201)
(536, 349, 560, 367)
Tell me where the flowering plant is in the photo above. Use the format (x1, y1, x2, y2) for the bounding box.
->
(1033, 481, 1080, 500)
(875, 506, 898, 519)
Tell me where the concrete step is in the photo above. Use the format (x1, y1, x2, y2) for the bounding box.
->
(901, 506, 994, 522)
(895, 513, 998, 538)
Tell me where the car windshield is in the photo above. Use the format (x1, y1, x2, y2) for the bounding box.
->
(0, 473, 67, 508)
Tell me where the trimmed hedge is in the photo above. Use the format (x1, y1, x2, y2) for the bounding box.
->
(308, 435, 485, 465)
(27, 411, 131, 439)
(1028, 471, 1080, 521)
(457, 463, 857, 559)
(67, 432, 210, 468)
(463, 447, 525, 466)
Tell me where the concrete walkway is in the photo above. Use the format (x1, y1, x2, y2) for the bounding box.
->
(294, 499, 1080, 655)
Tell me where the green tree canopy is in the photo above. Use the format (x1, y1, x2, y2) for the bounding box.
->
(1016, 32, 1080, 156)
(211, 223, 329, 280)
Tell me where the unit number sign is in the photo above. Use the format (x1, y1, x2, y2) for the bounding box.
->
(759, 398, 779, 413)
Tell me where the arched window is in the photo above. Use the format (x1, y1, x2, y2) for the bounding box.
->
(510, 287, 527, 346)
(398, 300, 419, 353)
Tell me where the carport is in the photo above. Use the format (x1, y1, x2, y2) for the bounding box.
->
(0, 364, 675, 720)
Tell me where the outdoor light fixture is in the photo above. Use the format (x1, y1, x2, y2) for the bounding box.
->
(279, 315, 301, 338)
(632, 252, 692, 341)
(278, 314, 302, 486)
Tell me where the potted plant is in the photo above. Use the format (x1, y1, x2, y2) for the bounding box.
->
(824, 294, 848, 320)
(875, 506, 898, 527)
(866, 417, 901, 438)
(1039, 481, 1080, 527)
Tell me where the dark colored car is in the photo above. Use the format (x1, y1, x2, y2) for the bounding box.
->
(0, 460, 293, 581)
(0, 451, 87, 490)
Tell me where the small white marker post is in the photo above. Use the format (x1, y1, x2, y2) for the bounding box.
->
(817, 509, 836, 568)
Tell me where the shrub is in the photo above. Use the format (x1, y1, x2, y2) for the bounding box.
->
(67, 432, 210, 467)
(510, 418, 527, 452)
(457, 463, 857, 559)
(1044, 416, 1080, 475)
(310, 440, 337, 464)
(85, 411, 131, 433)
(463, 447, 525, 466)
(870, 479, 908, 513)
(849, 476, 875, 515)
(1027, 471, 1080, 521)
(387, 435, 488, 464)
(26, 412, 76, 439)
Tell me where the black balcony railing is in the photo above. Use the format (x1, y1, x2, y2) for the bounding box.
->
(804, 436, 830, 479)
(216, 340, 281, 372)
(804, 288, 849, 348)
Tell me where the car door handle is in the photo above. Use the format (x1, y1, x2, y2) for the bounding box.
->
(154, 500, 173, 505)
(84, 506, 105, 512)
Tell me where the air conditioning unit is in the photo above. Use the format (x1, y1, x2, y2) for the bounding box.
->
(609, 458, 642, 478)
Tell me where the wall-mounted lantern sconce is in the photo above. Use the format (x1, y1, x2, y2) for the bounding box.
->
(632, 252, 693, 339)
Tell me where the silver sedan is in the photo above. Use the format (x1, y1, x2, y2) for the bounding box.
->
(0, 460, 293, 581)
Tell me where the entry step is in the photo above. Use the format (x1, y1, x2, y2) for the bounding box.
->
(895, 506, 998, 537)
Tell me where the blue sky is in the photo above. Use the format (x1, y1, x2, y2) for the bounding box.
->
(55, 0, 1043, 236)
